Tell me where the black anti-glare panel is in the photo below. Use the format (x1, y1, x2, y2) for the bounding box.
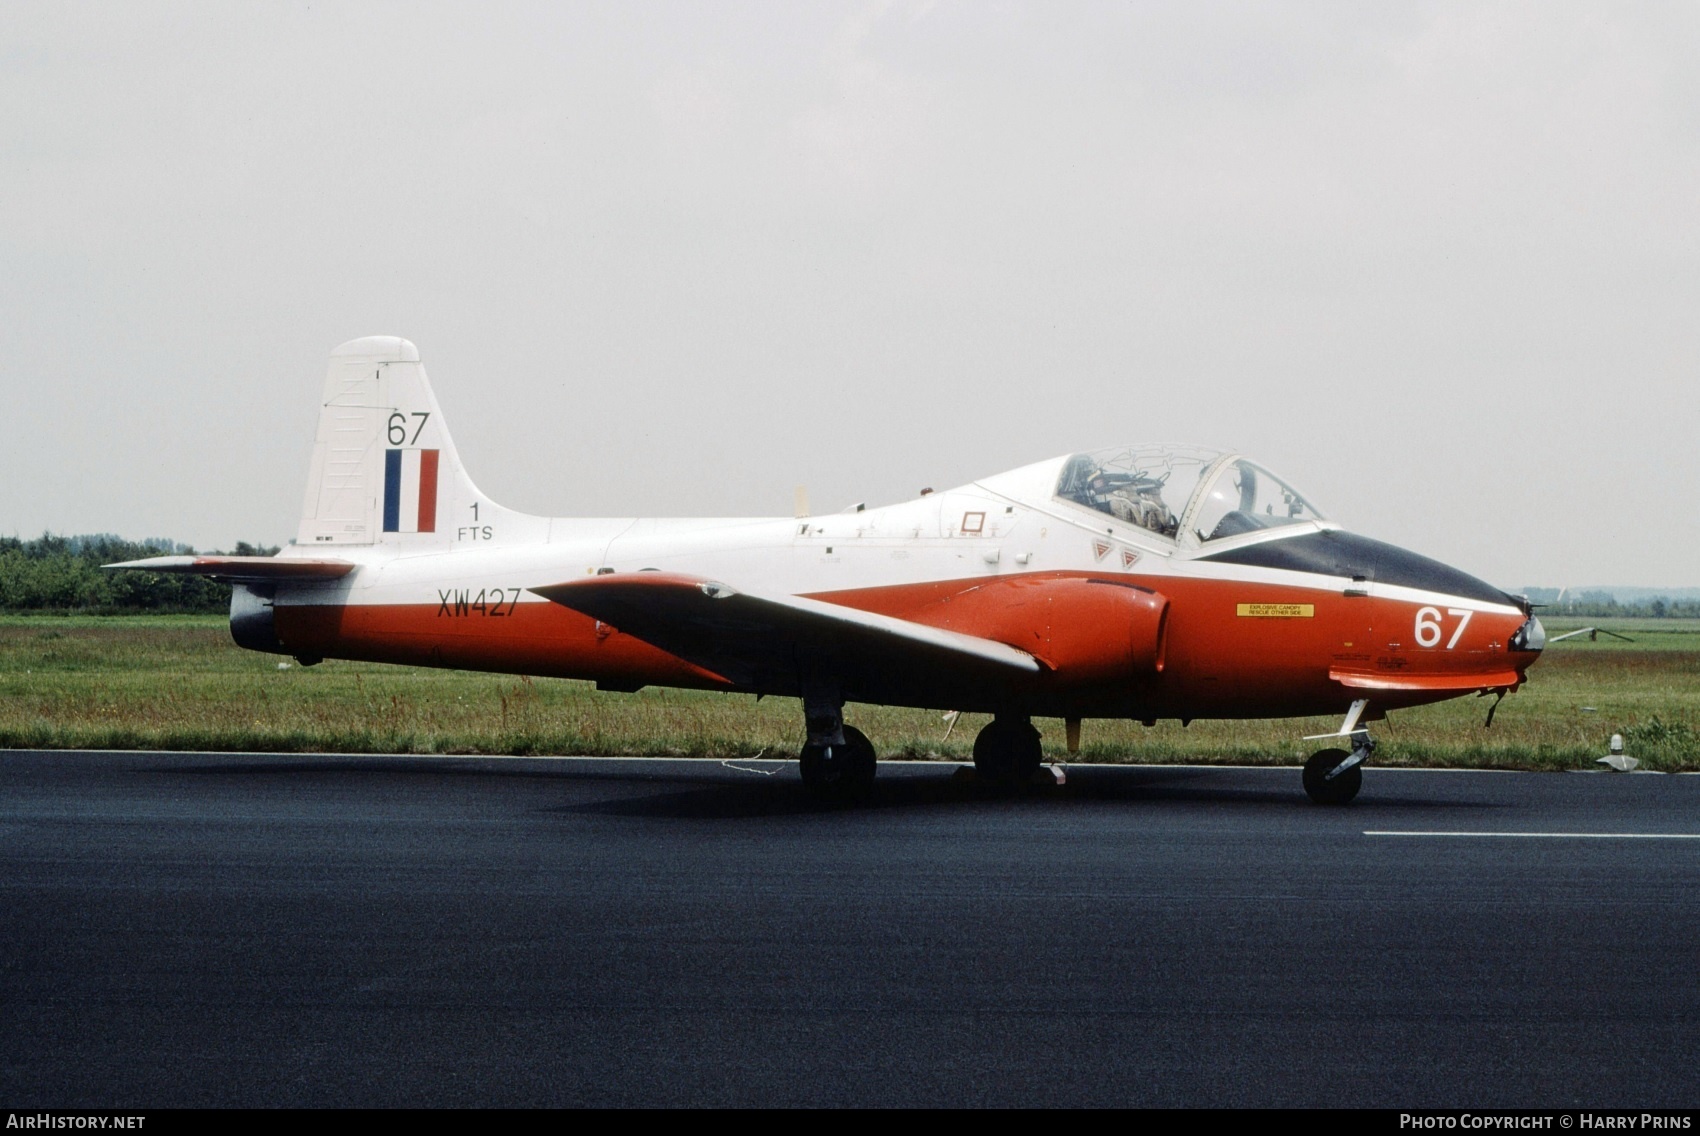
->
(1197, 530, 1511, 605)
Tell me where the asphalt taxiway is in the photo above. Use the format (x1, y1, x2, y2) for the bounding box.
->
(4, 750, 1699, 1107)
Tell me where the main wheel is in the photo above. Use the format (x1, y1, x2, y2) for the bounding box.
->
(1303, 747, 1362, 805)
(973, 719, 1043, 787)
(799, 724, 877, 798)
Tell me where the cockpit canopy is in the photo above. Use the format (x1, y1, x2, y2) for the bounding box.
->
(1056, 445, 1326, 544)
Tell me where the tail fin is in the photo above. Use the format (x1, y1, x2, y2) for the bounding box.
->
(296, 336, 540, 547)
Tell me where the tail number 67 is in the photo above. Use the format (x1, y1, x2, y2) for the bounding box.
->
(1414, 607, 1473, 649)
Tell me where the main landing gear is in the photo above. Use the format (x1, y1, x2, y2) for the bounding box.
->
(799, 725, 876, 797)
(797, 687, 876, 799)
(1302, 698, 1374, 805)
(972, 715, 1043, 788)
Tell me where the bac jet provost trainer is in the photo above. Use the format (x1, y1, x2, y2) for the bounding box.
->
(110, 337, 1545, 803)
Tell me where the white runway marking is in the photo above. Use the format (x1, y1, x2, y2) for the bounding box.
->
(1366, 831, 1700, 839)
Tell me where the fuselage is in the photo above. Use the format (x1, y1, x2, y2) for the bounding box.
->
(249, 450, 1543, 722)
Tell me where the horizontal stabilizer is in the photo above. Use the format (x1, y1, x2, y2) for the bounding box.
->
(1331, 668, 1521, 693)
(104, 555, 355, 583)
(531, 572, 1038, 700)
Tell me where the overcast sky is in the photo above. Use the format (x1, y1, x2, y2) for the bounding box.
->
(3, 1, 1696, 590)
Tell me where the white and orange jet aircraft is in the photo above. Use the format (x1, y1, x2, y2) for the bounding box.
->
(112, 336, 1545, 802)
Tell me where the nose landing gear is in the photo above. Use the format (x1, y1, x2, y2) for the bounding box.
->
(1302, 699, 1374, 805)
(1302, 739, 1368, 805)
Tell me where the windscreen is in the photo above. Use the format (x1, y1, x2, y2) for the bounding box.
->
(1188, 458, 1326, 542)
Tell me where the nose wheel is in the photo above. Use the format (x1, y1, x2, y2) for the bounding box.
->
(1302, 748, 1361, 804)
(1301, 699, 1374, 805)
(1302, 733, 1371, 805)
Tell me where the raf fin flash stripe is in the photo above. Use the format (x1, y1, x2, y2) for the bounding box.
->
(382, 449, 439, 534)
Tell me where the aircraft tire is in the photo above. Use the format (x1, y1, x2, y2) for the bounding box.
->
(799, 725, 877, 798)
(974, 719, 1042, 787)
(1303, 747, 1362, 805)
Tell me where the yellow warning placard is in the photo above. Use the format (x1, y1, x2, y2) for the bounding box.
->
(1237, 603, 1315, 618)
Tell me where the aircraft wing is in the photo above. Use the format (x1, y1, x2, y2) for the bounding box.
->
(104, 555, 356, 583)
(530, 572, 1039, 700)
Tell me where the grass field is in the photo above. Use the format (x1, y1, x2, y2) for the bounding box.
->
(2, 615, 1697, 770)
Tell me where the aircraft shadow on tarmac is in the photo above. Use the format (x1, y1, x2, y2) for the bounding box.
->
(149, 756, 1500, 821)
(149, 756, 744, 784)
(552, 764, 1505, 821)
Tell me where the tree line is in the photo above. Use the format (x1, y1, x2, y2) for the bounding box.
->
(0, 534, 277, 613)
(1520, 587, 1700, 619)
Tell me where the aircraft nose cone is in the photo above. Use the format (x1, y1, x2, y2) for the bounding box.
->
(1510, 614, 1546, 654)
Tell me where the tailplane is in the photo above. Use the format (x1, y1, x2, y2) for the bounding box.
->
(297, 336, 539, 547)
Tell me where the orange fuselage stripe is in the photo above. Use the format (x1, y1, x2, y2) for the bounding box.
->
(272, 571, 1535, 718)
